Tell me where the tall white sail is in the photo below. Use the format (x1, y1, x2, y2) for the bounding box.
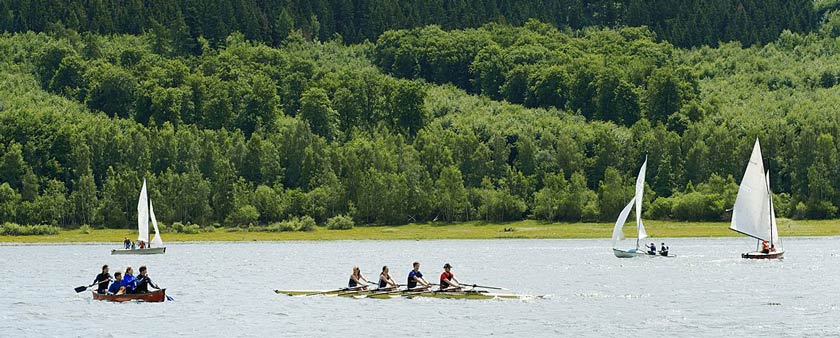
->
(767, 172, 782, 249)
(635, 157, 648, 241)
(137, 179, 149, 242)
(612, 197, 635, 248)
(149, 198, 163, 247)
(730, 139, 772, 241)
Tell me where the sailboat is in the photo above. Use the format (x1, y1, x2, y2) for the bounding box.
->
(730, 139, 783, 259)
(611, 157, 668, 258)
(112, 179, 166, 255)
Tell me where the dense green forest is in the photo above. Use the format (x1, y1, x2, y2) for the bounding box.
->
(0, 0, 817, 48)
(1, 3, 840, 230)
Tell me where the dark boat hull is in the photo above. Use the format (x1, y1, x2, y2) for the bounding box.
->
(742, 251, 784, 259)
(92, 289, 166, 302)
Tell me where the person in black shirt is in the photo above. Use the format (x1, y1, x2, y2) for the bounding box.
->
(93, 265, 112, 294)
(123, 237, 130, 249)
(133, 265, 159, 294)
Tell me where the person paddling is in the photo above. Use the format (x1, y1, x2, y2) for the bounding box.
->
(134, 266, 160, 293)
(659, 242, 669, 256)
(439, 263, 462, 291)
(645, 242, 657, 255)
(122, 266, 137, 293)
(92, 265, 112, 294)
(378, 266, 399, 290)
(348, 267, 369, 290)
(108, 272, 124, 294)
(407, 262, 431, 290)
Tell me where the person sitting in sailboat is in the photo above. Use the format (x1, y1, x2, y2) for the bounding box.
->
(659, 242, 669, 256)
(645, 242, 657, 255)
(761, 240, 771, 254)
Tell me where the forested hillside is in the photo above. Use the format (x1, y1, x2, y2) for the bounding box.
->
(0, 0, 816, 48)
(1, 3, 839, 230)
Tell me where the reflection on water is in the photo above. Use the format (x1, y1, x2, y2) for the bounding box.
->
(1, 237, 839, 337)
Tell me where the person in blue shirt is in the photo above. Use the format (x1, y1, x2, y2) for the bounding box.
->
(407, 262, 431, 290)
(122, 266, 137, 293)
(108, 272, 124, 294)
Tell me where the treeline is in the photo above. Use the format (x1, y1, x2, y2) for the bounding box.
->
(0, 0, 815, 49)
(375, 22, 701, 129)
(1, 15, 840, 230)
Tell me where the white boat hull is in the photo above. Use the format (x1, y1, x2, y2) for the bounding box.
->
(111, 247, 166, 255)
(742, 250, 784, 259)
(613, 248, 673, 258)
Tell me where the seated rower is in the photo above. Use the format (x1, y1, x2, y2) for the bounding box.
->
(439, 263, 462, 291)
(133, 266, 160, 293)
(407, 262, 431, 290)
(93, 265, 112, 294)
(348, 267, 369, 290)
(659, 242, 669, 256)
(645, 242, 657, 255)
(378, 266, 399, 290)
(108, 272, 124, 295)
(122, 266, 137, 294)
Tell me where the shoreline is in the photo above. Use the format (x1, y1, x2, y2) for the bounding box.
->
(1, 219, 838, 243)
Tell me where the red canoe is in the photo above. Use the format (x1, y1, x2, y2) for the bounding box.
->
(92, 289, 166, 302)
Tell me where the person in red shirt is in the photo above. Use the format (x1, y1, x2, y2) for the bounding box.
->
(439, 263, 462, 291)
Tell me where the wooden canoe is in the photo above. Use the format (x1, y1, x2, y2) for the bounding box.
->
(92, 289, 166, 302)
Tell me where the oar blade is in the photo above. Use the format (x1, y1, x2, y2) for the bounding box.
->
(74, 286, 88, 293)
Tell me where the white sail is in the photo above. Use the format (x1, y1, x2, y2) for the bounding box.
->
(149, 198, 163, 247)
(767, 172, 782, 249)
(635, 157, 648, 241)
(612, 197, 635, 248)
(730, 139, 772, 241)
(137, 179, 149, 242)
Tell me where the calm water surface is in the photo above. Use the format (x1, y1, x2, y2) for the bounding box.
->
(1, 237, 839, 337)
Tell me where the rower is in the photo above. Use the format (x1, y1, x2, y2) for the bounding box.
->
(379, 266, 399, 290)
(134, 266, 160, 294)
(92, 265, 112, 294)
(348, 267, 369, 290)
(122, 266, 137, 293)
(439, 263, 462, 291)
(407, 262, 431, 290)
(108, 272, 124, 294)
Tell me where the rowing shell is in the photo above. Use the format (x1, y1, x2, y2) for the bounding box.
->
(274, 289, 533, 300)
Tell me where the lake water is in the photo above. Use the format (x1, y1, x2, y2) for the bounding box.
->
(1, 237, 838, 337)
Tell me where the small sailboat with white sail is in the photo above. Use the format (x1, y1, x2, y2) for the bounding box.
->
(611, 157, 668, 258)
(112, 179, 166, 255)
(730, 139, 783, 259)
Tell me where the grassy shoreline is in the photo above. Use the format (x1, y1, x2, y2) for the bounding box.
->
(0, 219, 838, 243)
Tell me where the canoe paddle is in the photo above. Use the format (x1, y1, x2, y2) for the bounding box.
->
(75, 279, 112, 293)
(461, 283, 507, 290)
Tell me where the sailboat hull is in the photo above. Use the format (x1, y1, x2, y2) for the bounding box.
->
(741, 250, 784, 259)
(111, 247, 166, 255)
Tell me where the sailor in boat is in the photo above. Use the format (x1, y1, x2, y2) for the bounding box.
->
(122, 266, 137, 293)
(439, 263, 462, 291)
(378, 266, 399, 290)
(108, 272, 124, 294)
(133, 266, 160, 293)
(645, 242, 657, 255)
(659, 242, 669, 256)
(92, 265, 112, 294)
(138, 240, 146, 249)
(123, 237, 130, 249)
(130, 241, 136, 250)
(348, 267, 369, 290)
(407, 262, 432, 290)
(760, 240, 771, 254)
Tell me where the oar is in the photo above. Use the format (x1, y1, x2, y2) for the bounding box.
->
(461, 283, 507, 290)
(307, 288, 349, 296)
(75, 279, 112, 293)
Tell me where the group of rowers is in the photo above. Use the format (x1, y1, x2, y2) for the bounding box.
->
(347, 262, 464, 292)
(644, 242, 670, 256)
(91, 264, 160, 295)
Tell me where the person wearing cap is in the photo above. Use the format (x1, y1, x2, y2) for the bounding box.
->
(348, 266, 369, 290)
(439, 263, 462, 291)
(407, 262, 431, 290)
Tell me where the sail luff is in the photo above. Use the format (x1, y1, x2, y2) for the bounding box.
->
(635, 157, 648, 242)
(137, 179, 149, 242)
